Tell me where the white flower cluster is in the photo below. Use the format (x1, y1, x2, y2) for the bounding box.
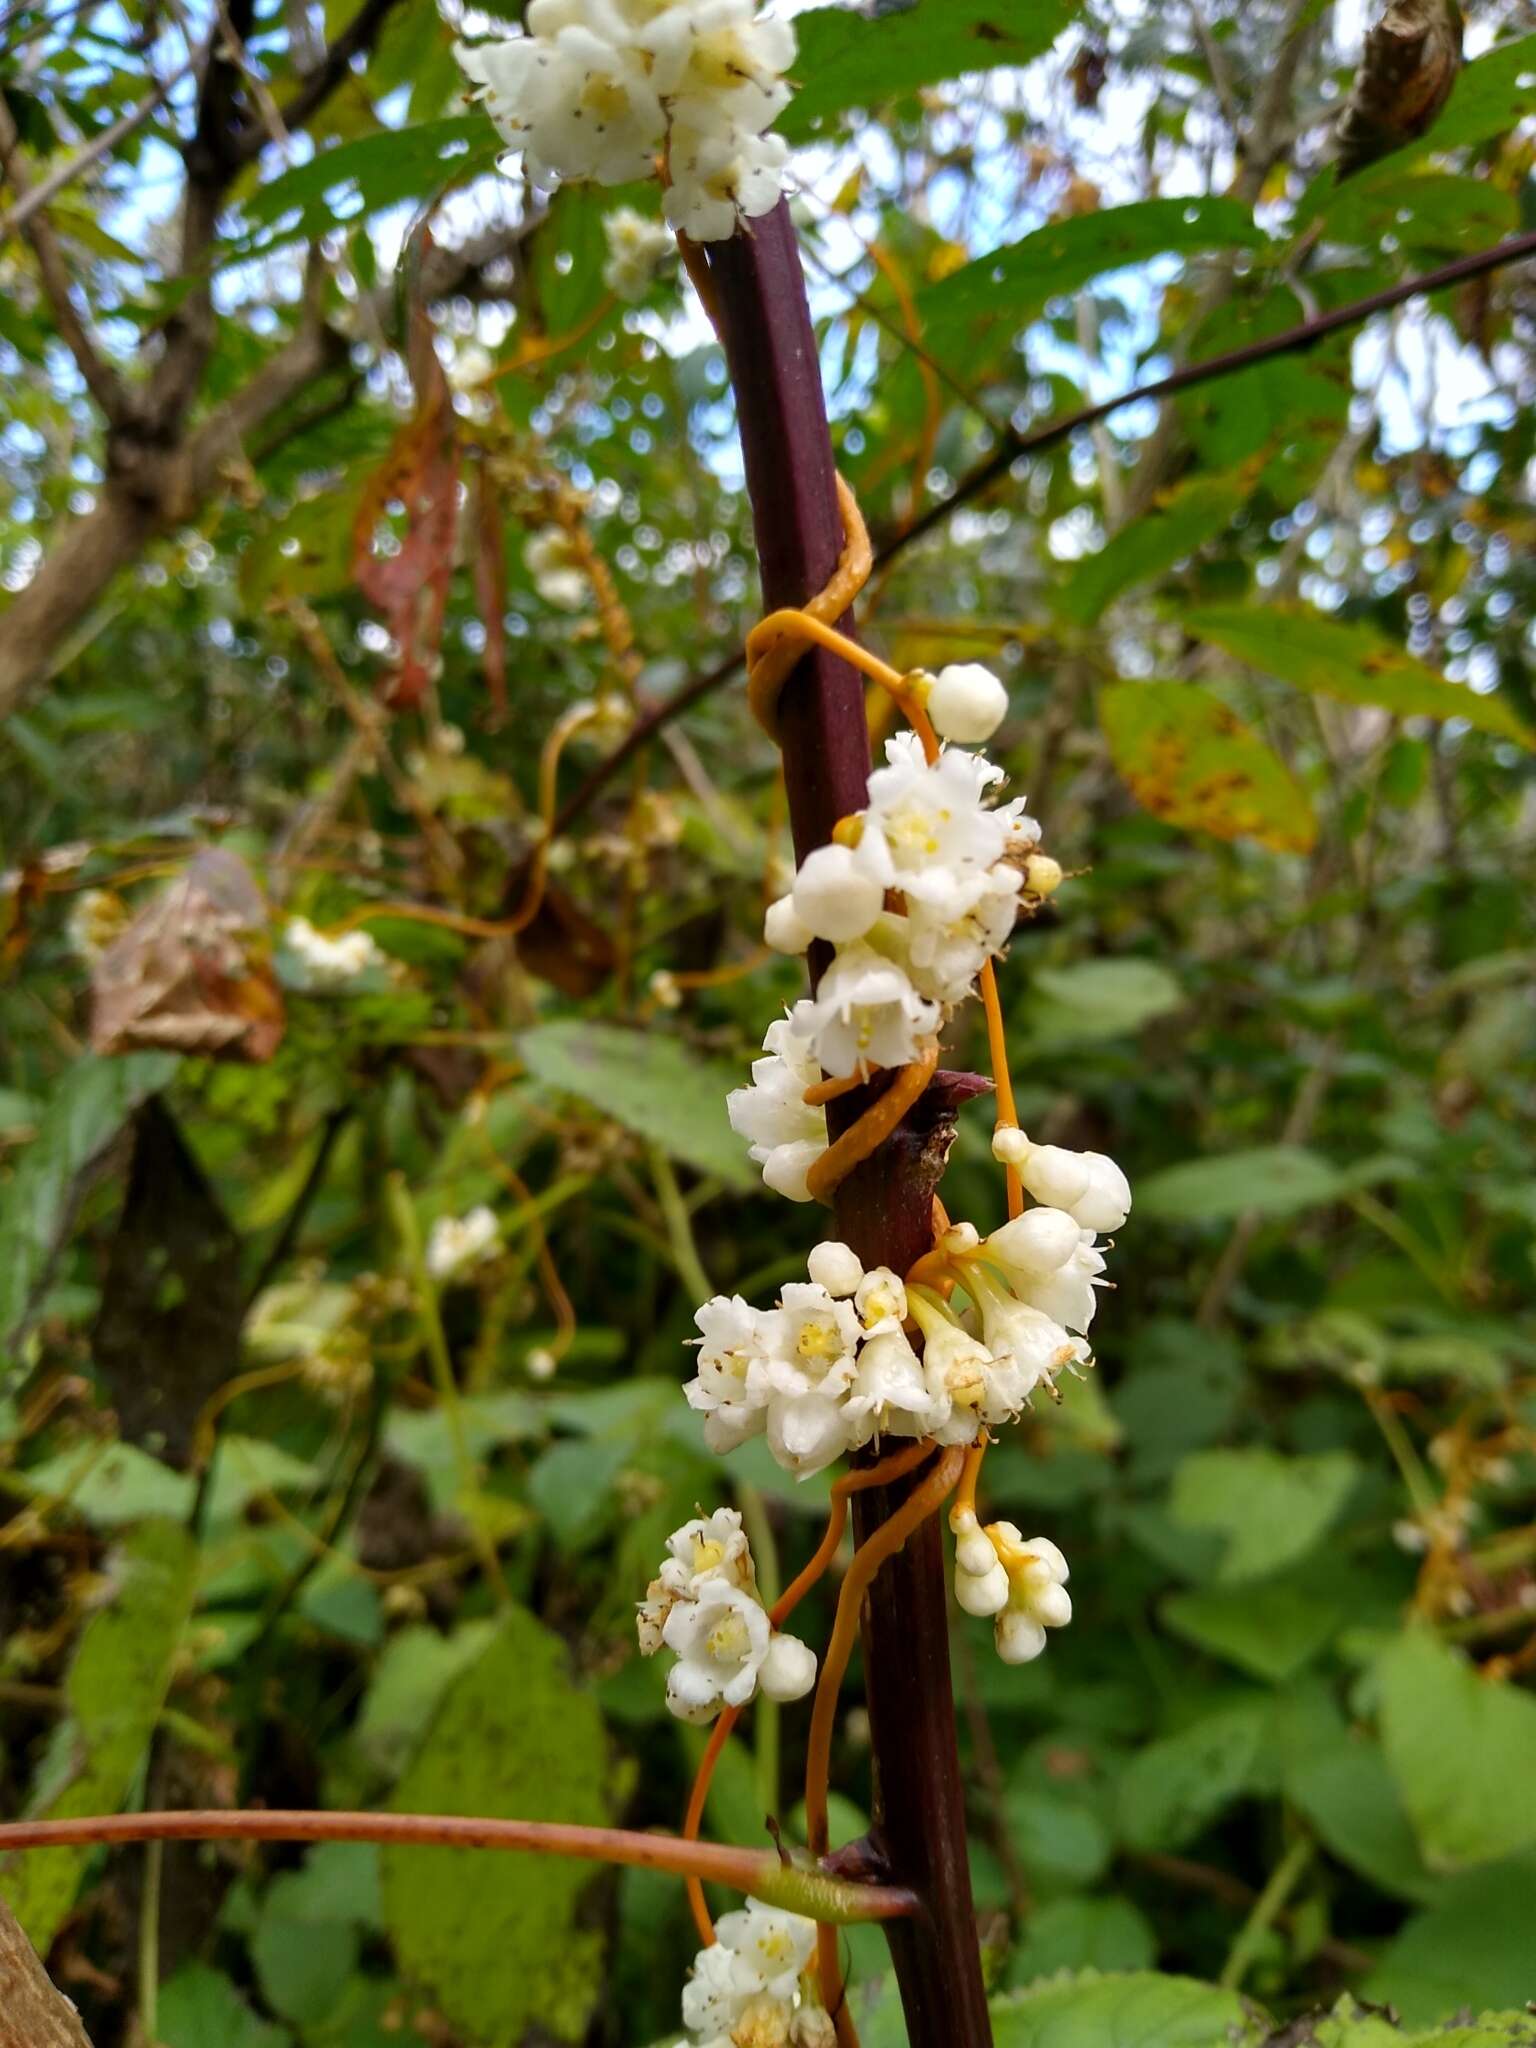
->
(426, 1205, 500, 1281)
(282, 916, 385, 991)
(602, 203, 676, 298)
(457, 0, 795, 244)
(525, 529, 587, 610)
(637, 1507, 817, 1722)
(677, 1900, 831, 2048)
(950, 1508, 1072, 1664)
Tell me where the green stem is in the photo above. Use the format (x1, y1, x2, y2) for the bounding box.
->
(1218, 1833, 1314, 1990)
(139, 1836, 163, 2044)
(648, 1143, 713, 1303)
(386, 1173, 510, 1608)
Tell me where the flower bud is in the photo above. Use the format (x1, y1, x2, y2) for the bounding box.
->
(986, 1206, 1080, 1278)
(927, 662, 1009, 743)
(764, 893, 813, 955)
(759, 1631, 818, 1702)
(807, 1240, 864, 1298)
(991, 1124, 1031, 1168)
(1023, 853, 1063, 897)
(790, 843, 883, 943)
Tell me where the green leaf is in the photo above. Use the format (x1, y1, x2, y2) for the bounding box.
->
(229, 116, 498, 259)
(780, 0, 1078, 142)
(519, 1020, 758, 1188)
(0, 1051, 178, 1356)
(1006, 1898, 1156, 1984)
(1161, 1574, 1346, 1681)
(1003, 1788, 1114, 1889)
(1116, 1702, 1269, 1850)
(990, 1969, 1269, 2047)
(159, 1963, 292, 2048)
(352, 1620, 499, 1784)
(1025, 959, 1185, 1044)
(1185, 604, 1536, 749)
(1363, 1856, 1536, 2028)
(18, 1440, 195, 1527)
(252, 1870, 360, 2026)
(1138, 1145, 1347, 1222)
(1285, 1738, 1444, 1905)
(1378, 1628, 1536, 1871)
(1060, 475, 1249, 627)
(1100, 679, 1317, 853)
(917, 199, 1268, 357)
(1304, 1994, 1536, 2047)
(0, 1518, 197, 1945)
(382, 1607, 614, 2047)
(1171, 1449, 1360, 1583)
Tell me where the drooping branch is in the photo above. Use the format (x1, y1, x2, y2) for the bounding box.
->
(0, 1812, 919, 1927)
(545, 220, 1536, 842)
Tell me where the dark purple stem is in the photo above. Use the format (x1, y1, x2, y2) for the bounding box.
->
(702, 204, 994, 2048)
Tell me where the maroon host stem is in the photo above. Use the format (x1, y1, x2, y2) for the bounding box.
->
(701, 202, 994, 2048)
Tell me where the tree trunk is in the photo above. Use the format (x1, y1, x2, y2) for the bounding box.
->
(702, 203, 994, 2048)
(0, 1895, 95, 2048)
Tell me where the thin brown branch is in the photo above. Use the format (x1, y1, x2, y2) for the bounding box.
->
(0, 88, 129, 421)
(0, 1893, 94, 2048)
(259, 0, 409, 153)
(0, 57, 195, 242)
(0, 1812, 920, 1926)
(548, 225, 1536, 839)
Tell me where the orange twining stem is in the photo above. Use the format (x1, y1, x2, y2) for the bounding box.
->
(743, 476, 873, 739)
(803, 1070, 866, 1108)
(804, 1042, 939, 1205)
(748, 605, 938, 766)
(681, 1441, 937, 1946)
(805, 1446, 966, 2018)
(977, 959, 1024, 1220)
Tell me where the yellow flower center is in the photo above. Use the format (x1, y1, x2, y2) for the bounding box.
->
(707, 1610, 752, 1663)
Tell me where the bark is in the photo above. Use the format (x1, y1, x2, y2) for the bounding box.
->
(701, 203, 994, 2048)
(0, 1895, 94, 2048)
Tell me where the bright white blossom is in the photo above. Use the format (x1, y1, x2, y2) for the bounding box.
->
(458, 0, 795, 243)
(1013, 1139, 1132, 1234)
(425, 1205, 500, 1281)
(806, 1239, 864, 1298)
(991, 1529, 1072, 1664)
(854, 733, 1024, 922)
(525, 528, 587, 610)
(788, 942, 939, 1080)
(639, 1509, 815, 1723)
(684, 1293, 775, 1451)
(678, 1901, 824, 2046)
(949, 1504, 1009, 1617)
(763, 893, 813, 955)
(924, 662, 1009, 744)
(283, 915, 384, 990)
(726, 1016, 827, 1202)
(601, 203, 675, 298)
(789, 841, 884, 945)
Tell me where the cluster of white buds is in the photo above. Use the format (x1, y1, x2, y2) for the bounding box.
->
(525, 529, 588, 610)
(457, 0, 794, 244)
(282, 916, 385, 991)
(725, 1017, 828, 1203)
(677, 1900, 831, 2048)
(637, 1507, 816, 1722)
(425, 1205, 501, 1282)
(750, 726, 1057, 1099)
(950, 1505, 1072, 1664)
(602, 203, 676, 299)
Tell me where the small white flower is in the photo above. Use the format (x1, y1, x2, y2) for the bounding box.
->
(664, 117, 789, 240)
(727, 1016, 827, 1203)
(712, 1900, 816, 2000)
(925, 662, 1009, 744)
(790, 842, 884, 945)
(990, 1529, 1071, 1664)
(903, 863, 1022, 1005)
(984, 1206, 1081, 1281)
(684, 1294, 773, 1451)
(853, 1265, 907, 1329)
(854, 732, 1024, 925)
(1018, 1141, 1132, 1234)
(525, 528, 587, 610)
(283, 915, 384, 990)
(790, 942, 939, 1080)
(844, 1324, 942, 1442)
(758, 1631, 818, 1703)
(967, 1265, 1082, 1389)
(659, 1506, 755, 1599)
(763, 892, 813, 955)
(950, 1505, 1010, 1617)
(601, 203, 675, 298)
(760, 1281, 862, 1475)
(1017, 1234, 1105, 1335)
(681, 1936, 762, 2037)
(662, 1580, 815, 1722)
(806, 1240, 864, 1298)
(425, 1205, 500, 1281)
(646, 1, 796, 133)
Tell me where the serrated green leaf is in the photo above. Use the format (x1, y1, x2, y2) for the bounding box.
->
(519, 1020, 758, 1188)
(0, 1051, 178, 1357)
(1185, 604, 1536, 748)
(1379, 1628, 1536, 1871)
(990, 1969, 1269, 2047)
(0, 1519, 197, 1945)
(1100, 678, 1317, 853)
(779, 0, 1077, 142)
(1138, 1145, 1347, 1222)
(382, 1607, 614, 2047)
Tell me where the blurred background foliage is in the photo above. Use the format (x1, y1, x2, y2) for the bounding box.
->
(2, 0, 1535, 2043)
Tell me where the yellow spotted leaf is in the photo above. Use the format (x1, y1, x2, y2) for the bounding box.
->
(1100, 679, 1317, 853)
